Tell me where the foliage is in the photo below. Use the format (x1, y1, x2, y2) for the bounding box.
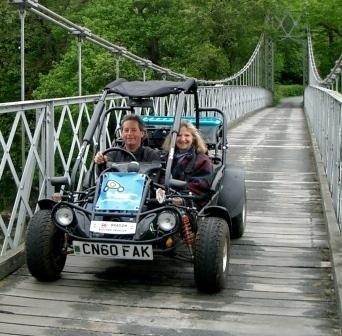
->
(0, 2, 21, 103)
(0, 0, 341, 99)
(273, 84, 303, 104)
(0, 1, 74, 102)
(307, 0, 341, 78)
(0, 0, 340, 215)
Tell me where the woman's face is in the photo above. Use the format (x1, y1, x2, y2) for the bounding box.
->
(176, 126, 194, 151)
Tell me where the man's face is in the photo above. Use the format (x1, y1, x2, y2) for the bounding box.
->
(122, 120, 144, 151)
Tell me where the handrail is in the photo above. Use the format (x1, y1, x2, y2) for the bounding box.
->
(304, 86, 342, 230)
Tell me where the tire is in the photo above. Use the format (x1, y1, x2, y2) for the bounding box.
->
(217, 166, 246, 238)
(26, 209, 66, 281)
(231, 187, 247, 239)
(194, 216, 230, 293)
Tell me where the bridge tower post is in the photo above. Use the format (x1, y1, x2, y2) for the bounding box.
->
(267, 11, 307, 92)
(264, 35, 274, 92)
(303, 36, 309, 87)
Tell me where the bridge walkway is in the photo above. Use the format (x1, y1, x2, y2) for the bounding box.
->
(0, 100, 340, 335)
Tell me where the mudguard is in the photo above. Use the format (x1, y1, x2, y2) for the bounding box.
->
(217, 165, 245, 218)
(200, 205, 232, 231)
(37, 198, 57, 210)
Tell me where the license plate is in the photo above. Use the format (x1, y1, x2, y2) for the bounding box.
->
(73, 241, 153, 260)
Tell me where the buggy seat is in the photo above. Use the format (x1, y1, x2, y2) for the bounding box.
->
(141, 115, 223, 153)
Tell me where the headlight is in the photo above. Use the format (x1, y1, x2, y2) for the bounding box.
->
(134, 214, 157, 240)
(55, 206, 74, 226)
(157, 211, 177, 232)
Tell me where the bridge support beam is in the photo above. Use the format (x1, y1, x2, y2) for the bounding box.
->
(264, 36, 274, 92)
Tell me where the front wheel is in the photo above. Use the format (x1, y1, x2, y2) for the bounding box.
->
(194, 216, 230, 293)
(26, 209, 67, 281)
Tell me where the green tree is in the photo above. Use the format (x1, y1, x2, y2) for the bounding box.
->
(1, 0, 341, 101)
(0, 0, 80, 102)
(307, 0, 342, 77)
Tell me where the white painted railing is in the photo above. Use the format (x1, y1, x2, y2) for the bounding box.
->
(304, 86, 342, 231)
(305, 30, 342, 232)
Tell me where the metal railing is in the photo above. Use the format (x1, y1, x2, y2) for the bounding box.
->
(304, 87, 342, 230)
(305, 31, 342, 231)
(0, 86, 271, 257)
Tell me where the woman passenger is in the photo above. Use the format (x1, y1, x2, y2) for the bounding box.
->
(162, 121, 213, 205)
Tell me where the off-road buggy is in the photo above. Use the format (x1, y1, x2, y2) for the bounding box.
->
(26, 78, 246, 293)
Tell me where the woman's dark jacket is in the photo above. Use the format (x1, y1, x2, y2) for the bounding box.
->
(168, 147, 213, 198)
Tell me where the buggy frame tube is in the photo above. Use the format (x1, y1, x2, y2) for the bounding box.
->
(198, 107, 227, 163)
(194, 89, 200, 129)
(164, 92, 186, 189)
(94, 105, 131, 154)
(70, 89, 108, 191)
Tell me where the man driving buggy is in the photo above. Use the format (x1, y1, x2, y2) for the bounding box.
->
(94, 114, 160, 167)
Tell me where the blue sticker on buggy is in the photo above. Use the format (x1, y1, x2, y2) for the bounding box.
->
(95, 173, 145, 211)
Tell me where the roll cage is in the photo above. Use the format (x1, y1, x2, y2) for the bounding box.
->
(63, 78, 227, 194)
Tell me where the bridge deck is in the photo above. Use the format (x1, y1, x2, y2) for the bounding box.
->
(0, 101, 341, 335)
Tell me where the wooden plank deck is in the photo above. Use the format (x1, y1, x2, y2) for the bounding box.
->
(0, 101, 341, 335)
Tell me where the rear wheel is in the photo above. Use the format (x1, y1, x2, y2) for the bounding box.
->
(194, 216, 230, 293)
(26, 209, 66, 281)
(231, 187, 247, 239)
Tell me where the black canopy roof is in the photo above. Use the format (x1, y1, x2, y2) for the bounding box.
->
(105, 78, 197, 97)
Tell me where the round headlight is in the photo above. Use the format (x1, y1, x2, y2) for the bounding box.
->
(157, 211, 177, 232)
(55, 206, 74, 226)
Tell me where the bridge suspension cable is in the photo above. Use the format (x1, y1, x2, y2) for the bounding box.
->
(196, 35, 268, 87)
(9, 0, 271, 94)
(9, 0, 184, 81)
(307, 31, 342, 91)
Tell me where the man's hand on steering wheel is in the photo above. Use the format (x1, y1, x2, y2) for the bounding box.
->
(94, 147, 137, 171)
(94, 152, 108, 165)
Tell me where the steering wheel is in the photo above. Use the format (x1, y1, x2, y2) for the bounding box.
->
(102, 147, 137, 172)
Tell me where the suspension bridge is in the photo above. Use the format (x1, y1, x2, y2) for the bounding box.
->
(0, 1, 342, 335)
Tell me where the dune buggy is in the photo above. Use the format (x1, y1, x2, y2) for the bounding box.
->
(26, 78, 246, 293)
